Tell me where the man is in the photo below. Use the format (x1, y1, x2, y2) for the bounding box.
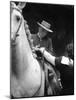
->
(31, 20, 53, 53)
(31, 20, 62, 95)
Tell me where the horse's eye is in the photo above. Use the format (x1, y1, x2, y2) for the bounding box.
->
(16, 16, 20, 22)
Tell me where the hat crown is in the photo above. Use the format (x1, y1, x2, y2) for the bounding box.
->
(41, 20, 51, 29)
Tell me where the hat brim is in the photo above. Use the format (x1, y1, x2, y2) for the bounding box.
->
(37, 22, 53, 33)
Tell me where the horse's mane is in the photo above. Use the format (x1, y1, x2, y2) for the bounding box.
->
(24, 20, 34, 49)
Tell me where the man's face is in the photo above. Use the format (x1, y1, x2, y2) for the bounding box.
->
(38, 27, 48, 38)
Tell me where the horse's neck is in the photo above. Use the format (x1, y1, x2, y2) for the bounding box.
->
(12, 19, 35, 78)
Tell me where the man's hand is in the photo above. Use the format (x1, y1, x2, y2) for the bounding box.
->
(32, 47, 45, 56)
(39, 47, 45, 54)
(33, 47, 45, 54)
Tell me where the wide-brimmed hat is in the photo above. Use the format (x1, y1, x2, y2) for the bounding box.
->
(37, 20, 53, 33)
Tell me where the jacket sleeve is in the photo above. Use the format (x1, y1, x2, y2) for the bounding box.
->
(55, 56, 73, 77)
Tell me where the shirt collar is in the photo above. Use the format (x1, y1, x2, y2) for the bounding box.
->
(37, 32, 42, 41)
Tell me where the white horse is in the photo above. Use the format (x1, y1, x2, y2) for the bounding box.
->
(11, 2, 45, 98)
(10, 2, 61, 98)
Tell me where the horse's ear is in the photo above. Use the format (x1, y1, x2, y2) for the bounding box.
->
(11, 2, 16, 8)
(17, 2, 26, 10)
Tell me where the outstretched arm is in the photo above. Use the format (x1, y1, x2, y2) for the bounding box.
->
(39, 47, 74, 68)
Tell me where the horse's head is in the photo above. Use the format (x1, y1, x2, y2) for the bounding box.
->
(11, 2, 26, 42)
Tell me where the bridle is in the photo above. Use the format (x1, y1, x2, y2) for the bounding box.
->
(11, 7, 22, 43)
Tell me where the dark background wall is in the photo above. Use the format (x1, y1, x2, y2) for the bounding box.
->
(16, 2, 74, 56)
